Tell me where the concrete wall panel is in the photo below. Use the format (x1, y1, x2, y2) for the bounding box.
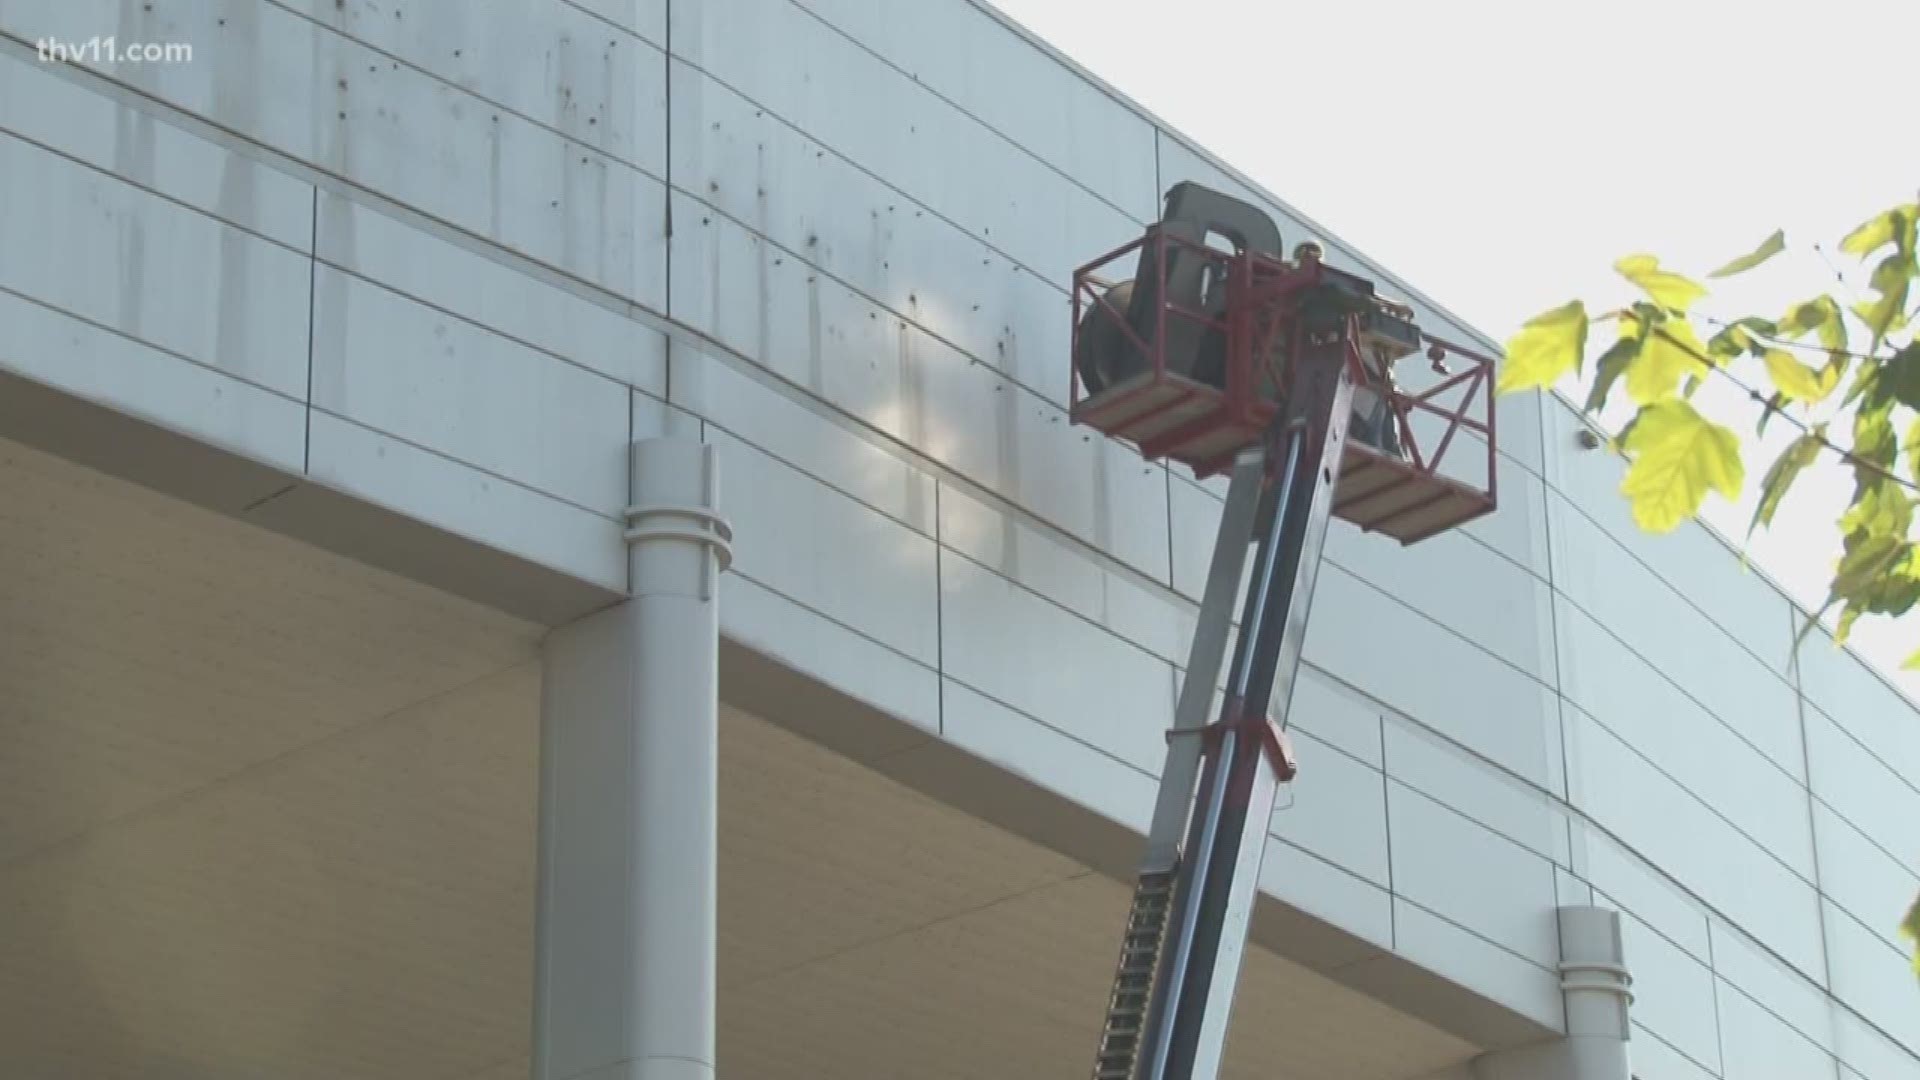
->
(0, 130, 309, 402)
(689, 351, 937, 536)
(1384, 720, 1570, 867)
(0, 52, 312, 249)
(1389, 897, 1562, 1032)
(1629, 1025, 1719, 1080)
(562, 0, 668, 43)
(1306, 563, 1564, 792)
(941, 678, 1155, 838)
(670, 193, 1172, 580)
(1542, 400, 1796, 678)
(1270, 729, 1390, 888)
(1387, 783, 1558, 967)
(1824, 899, 1920, 1059)
(668, 60, 1069, 406)
(304, 410, 624, 590)
(315, 193, 666, 393)
(939, 552, 1175, 776)
(785, 0, 1159, 219)
(2, 0, 662, 305)
(1566, 706, 1826, 980)
(1708, 917, 1836, 1054)
(1551, 491, 1805, 779)
(1806, 706, 1920, 878)
(1458, 455, 1554, 578)
(722, 570, 942, 741)
(1834, 1006, 1920, 1080)
(288, 0, 666, 176)
(1798, 633, 1920, 793)
(1814, 802, 1920, 954)
(1556, 598, 1816, 878)
(1284, 667, 1385, 769)
(1326, 520, 1556, 683)
(1580, 833, 1712, 965)
(1258, 836, 1395, 953)
(1716, 981, 1839, 1080)
(310, 267, 630, 516)
(939, 483, 1189, 667)
(1555, 866, 1595, 908)
(1618, 911, 1721, 1074)
(0, 289, 305, 475)
(670, 0, 1138, 289)
(715, 430, 940, 666)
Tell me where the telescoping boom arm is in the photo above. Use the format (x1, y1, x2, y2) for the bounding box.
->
(1071, 181, 1498, 1080)
(1091, 322, 1358, 1080)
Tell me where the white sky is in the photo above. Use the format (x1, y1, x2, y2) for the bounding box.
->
(989, 0, 1920, 693)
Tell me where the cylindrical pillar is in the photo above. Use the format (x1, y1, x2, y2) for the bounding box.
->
(1471, 905, 1633, 1080)
(1555, 905, 1634, 1080)
(534, 436, 732, 1080)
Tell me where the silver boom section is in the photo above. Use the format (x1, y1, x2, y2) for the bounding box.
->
(1092, 340, 1357, 1080)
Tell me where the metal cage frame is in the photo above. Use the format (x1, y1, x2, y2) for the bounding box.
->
(1070, 227, 1499, 544)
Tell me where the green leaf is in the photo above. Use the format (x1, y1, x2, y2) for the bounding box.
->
(1774, 294, 1835, 343)
(1627, 322, 1711, 404)
(1855, 254, 1916, 344)
(1707, 326, 1751, 361)
(1498, 300, 1588, 394)
(1822, 350, 1854, 396)
(1840, 204, 1918, 258)
(1802, 532, 1913, 647)
(1850, 404, 1899, 506)
(1750, 431, 1823, 537)
(1836, 605, 1865, 643)
(1761, 348, 1838, 404)
(1707, 317, 1776, 360)
(1906, 416, 1920, 484)
(1855, 297, 1909, 342)
(1823, 536, 1920, 647)
(1584, 326, 1643, 413)
(1709, 229, 1786, 278)
(1855, 404, 1898, 470)
(1619, 400, 1744, 532)
(1616, 254, 1708, 313)
(1901, 895, 1920, 974)
(1883, 343, 1920, 412)
(1844, 356, 1885, 410)
(1826, 534, 1909, 628)
(1777, 296, 1847, 354)
(1841, 477, 1915, 543)
(1860, 562, 1920, 618)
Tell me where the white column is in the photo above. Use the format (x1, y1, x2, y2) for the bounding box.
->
(1555, 906, 1634, 1080)
(533, 436, 733, 1080)
(1472, 906, 1634, 1080)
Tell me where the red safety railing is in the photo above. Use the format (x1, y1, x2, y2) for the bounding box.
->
(1070, 228, 1498, 544)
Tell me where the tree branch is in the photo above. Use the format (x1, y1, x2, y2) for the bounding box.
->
(1648, 326, 1920, 496)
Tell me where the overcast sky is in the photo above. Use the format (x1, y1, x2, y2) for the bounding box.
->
(989, 0, 1920, 692)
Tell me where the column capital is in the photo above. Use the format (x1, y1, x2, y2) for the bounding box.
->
(622, 437, 733, 598)
(621, 499, 733, 569)
(1467, 906, 1634, 1080)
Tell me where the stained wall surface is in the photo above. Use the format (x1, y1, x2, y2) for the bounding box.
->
(0, 1, 1915, 1077)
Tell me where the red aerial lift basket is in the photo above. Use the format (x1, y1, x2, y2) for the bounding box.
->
(1069, 227, 1499, 545)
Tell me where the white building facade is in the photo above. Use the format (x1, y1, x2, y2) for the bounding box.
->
(0, 1, 1916, 1078)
